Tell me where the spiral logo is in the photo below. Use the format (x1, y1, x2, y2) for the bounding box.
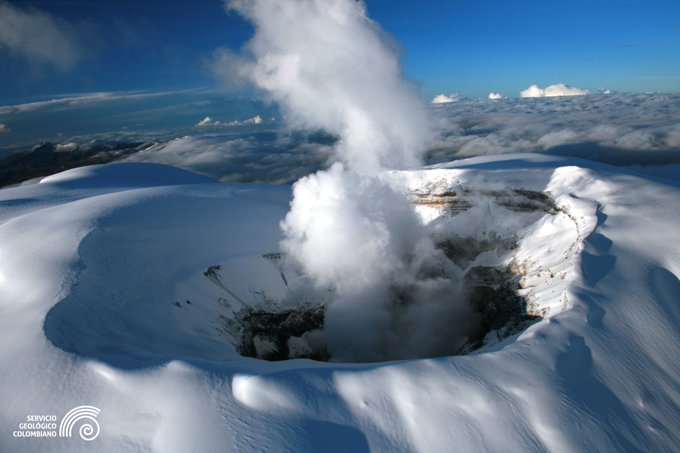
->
(58, 405, 101, 441)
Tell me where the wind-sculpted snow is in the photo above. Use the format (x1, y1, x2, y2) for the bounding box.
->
(1, 156, 679, 452)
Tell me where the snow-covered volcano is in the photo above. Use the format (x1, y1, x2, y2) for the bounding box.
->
(1, 155, 679, 452)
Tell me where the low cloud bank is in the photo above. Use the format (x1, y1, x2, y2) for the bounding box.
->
(428, 93, 680, 169)
(10, 92, 678, 185)
(125, 133, 334, 184)
(121, 92, 680, 186)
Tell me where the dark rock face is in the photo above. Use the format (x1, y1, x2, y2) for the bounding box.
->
(235, 304, 328, 361)
(463, 265, 538, 351)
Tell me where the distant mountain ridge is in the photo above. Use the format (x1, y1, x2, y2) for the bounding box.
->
(0, 140, 153, 187)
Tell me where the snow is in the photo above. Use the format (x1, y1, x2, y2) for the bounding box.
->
(1, 156, 679, 452)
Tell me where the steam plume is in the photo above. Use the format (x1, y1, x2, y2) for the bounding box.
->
(227, 0, 428, 173)
(227, 0, 474, 361)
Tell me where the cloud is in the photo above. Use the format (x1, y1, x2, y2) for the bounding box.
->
(0, 90, 182, 115)
(0, 89, 276, 151)
(432, 93, 461, 104)
(208, 47, 251, 90)
(536, 129, 580, 149)
(520, 83, 590, 98)
(5, 87, 677, 182)
(488, 92, 504, 100)
(125, 133, 334, 184)
(427, 93, 680, 168)
(195, 115, 264, 127)
(196, 116, 215, 127)
(0, 122, 9, 133)
(243, 115, 263, 125)
(0, 1, 82, 70)
(126, 93, 680, 183)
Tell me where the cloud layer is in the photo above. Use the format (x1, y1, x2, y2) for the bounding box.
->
(125, 133, 334, 184)
(0, 1, 81, 70)
(120, 93, 680, 184)
(520, 83, 590, 98)
(428, 93, 680, 169)
(3, 89, 678, 180)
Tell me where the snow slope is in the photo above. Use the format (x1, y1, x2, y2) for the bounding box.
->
(0, 157, 679, 452)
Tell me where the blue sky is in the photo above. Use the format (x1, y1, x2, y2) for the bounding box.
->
(0, 0, 679, 103)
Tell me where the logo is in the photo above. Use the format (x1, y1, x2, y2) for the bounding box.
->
(59, 406, 101, 441)
(13, 405, 101, 441)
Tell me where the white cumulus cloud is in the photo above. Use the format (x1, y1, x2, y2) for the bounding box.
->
(243, 115, 263, 125)
(520, 83, 590, 98)
(195, 115, 263, 127)
(431, 93, 461, 104)
(0, 1, 82, 70)
(196, 116, 216, 127)
(488, 92, 504, 100)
